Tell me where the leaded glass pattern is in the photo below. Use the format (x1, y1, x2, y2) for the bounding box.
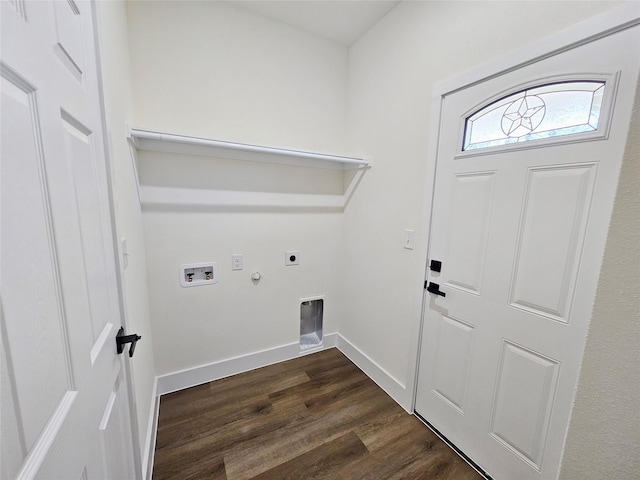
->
(463, 81, 606, 151)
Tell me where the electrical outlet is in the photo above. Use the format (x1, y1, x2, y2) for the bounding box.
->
(232, 254, 243, 271)
(180, 262, 218, 287)
(285, 250, 300, 266)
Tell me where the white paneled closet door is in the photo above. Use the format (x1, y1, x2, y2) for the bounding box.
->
(1, 1, 137, 478)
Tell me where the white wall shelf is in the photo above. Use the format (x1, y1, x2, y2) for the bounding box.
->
(128, 128, 370, 170)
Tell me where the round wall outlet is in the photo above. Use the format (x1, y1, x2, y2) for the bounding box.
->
(285, 250, 300, 266)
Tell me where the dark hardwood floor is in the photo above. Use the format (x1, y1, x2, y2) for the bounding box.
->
(152, 348, 482, 479)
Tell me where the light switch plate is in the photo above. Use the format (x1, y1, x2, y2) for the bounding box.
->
(404, 229, 415, 250)
(232, 254, 243, 271)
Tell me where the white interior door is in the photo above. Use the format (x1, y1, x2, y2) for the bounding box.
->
(1, 1, 137, 478)
(415, 25, 639, 480)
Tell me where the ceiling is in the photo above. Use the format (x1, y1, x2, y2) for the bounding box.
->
(232, 1, 401, 46)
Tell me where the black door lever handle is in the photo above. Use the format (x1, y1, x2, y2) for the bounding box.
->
(426, 282, 446, 297)
(116, 327, 141, 357)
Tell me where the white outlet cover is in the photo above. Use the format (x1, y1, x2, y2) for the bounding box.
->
(404, 229, 415, 250)
(232, 254, 243, 271)
(285, 250, 300, 266)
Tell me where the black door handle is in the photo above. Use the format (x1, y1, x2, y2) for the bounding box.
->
(426, 282, 446, 297)
(116, 327, 141, 357)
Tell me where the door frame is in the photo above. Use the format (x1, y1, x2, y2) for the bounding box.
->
(409, 1, 639, 415)
(89, 1, 143, 477)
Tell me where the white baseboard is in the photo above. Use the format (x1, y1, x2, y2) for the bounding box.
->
(156, 333, 337, 396)
(153, 331, 408, 406)
(336, 333, 410, 412)
(142, 377, 159, 480)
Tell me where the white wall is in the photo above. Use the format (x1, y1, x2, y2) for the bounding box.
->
(559, 78, 640, 480)
(125, 1, 350, 377)
(139, 152, 346, 375)
(126, 1, 348, 154)
(344, 0, 626, 407)
(95, 1, 156, 475)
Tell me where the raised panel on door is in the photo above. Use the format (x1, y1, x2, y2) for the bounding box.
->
(509, 164, 597, 322)
(1, 65, 76, 479)
(445, 171, 496, 295)
(489, 341, 559, 470)
(86, 372, 135, 480)
(53, 0, 85, 81)
(60, 110, 115, 346)
(431, 314, 476, 414)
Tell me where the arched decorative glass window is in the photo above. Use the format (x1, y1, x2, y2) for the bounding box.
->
(462, 81, 606, 151)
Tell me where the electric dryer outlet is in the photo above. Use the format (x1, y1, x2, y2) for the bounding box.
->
(285, 250, 300, 266)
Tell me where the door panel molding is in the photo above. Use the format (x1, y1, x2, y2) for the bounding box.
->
(488, 340, 559, 470)
(508, 163, 597, 323)
(1, 62, 75, 453)
(432, 314, 476, 414)
(444, 171, 496, 296)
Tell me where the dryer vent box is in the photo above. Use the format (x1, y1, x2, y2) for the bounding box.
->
(300, 297, 323, 350)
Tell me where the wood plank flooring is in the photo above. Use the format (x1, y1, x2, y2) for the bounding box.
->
(152, 348, 482, 480)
